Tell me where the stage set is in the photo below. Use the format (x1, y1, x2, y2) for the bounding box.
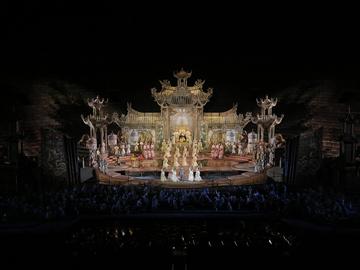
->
(79, 69, 285, 188)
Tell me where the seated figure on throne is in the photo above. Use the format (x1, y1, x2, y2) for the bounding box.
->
(179, 132, 187, 143)
(173, 129, 192, 144)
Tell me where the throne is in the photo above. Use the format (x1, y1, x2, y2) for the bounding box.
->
(179, 132, 187, 142)
(173, 128, 192, 144)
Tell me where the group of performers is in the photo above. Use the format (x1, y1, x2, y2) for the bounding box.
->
(229, 141, 247, 155)
(113, 143, 131, 156)
(159, 139, 203, 182)
(211, 143, 224, 159)
(112, 141, 156, 160)
(161, 140, 200, 165)
(160, 166, 202, 182)
(139, 142, 155, 160)
(93, 130, 284, 179)
(210, 140, 249, 159)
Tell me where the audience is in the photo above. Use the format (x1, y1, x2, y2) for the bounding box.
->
(0, 182, 357, 223)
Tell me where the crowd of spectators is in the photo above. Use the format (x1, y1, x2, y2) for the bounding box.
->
(0, 182, 357, 223)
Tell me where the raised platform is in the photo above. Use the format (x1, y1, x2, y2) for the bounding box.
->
(97, 153, 267, 188)
(96, 169, 267, 188)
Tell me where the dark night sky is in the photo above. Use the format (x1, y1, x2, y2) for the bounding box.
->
(2, 3, 360, 113)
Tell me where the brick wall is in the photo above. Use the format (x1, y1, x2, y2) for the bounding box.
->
(22, 84, 61, 157)
(305, 84, 345, 157)
(280, 81, 359, 158)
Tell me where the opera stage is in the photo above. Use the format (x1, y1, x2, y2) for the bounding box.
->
(96, 153, 268, 188)
(81, 70, 284, 189)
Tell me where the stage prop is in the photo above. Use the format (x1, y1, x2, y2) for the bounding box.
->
(79, 69, 285, 186)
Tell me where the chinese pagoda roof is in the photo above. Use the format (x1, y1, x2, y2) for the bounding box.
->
(151, 71, 213, 108)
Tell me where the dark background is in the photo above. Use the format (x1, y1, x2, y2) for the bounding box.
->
(2, 3, 360, 128)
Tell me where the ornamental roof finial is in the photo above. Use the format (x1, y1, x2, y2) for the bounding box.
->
(174, 68, 192, 79)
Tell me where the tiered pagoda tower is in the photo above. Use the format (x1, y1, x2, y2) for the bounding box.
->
(81, 96, 112, 152)
(151, 68, 213, 141)
(251, 95, 284, 143)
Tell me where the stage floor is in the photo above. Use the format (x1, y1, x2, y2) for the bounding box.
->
(97, 153, 267, 188)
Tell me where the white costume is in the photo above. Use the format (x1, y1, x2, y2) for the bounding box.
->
(188, 168, 194, 181)
(160, 169, 167, 181)
(194, 168, 202, 181)
(170, 168, 179, 182)
(120, 144, 126, 156)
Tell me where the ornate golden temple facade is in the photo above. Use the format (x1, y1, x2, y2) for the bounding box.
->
(112, 69, 253, 147)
